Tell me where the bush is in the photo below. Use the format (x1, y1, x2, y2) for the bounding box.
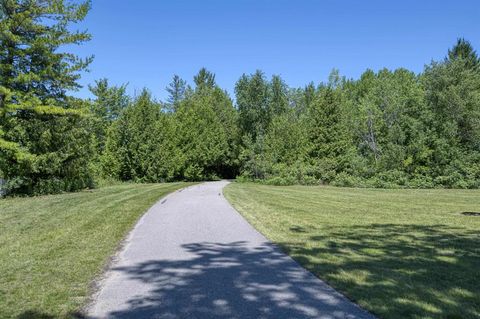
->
(263, 176, 297, 186)
(263, 162, 319, 186)
(235, 174, 254, 183)
(406, 175, 435, 189)
(331, 172, 364, 187)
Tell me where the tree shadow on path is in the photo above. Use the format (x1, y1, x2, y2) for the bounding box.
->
(104, 241, 373, 319)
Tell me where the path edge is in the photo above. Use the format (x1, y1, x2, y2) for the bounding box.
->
(80, 182, 199, 317)
(222, 181, 377, 319)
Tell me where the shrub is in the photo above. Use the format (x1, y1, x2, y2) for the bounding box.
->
(331, 172, 364, 187)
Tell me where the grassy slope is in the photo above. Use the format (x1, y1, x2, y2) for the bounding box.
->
(224, 183, 480, 319)
(0, 182, 191, 319)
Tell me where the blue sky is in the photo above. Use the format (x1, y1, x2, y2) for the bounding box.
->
(71, 0, 480, 101)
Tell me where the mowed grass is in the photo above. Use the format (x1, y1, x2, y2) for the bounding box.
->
(0, 182, 192, 319)
(224, 183, 480, 319)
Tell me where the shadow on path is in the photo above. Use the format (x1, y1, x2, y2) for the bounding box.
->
(105, 241, 371, 319)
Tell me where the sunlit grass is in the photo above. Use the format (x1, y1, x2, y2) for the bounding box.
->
(0, 182, 192, 319)
(224, 183, 480, 319)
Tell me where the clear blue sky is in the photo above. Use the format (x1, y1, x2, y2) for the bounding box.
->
(71, 0, 480, 101)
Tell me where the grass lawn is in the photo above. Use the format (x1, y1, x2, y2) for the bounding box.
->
(0, 182, 192, 319)
(224, 183, 480, 319)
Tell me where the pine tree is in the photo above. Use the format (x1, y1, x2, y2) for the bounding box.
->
(193, 68, 216, 90)
(165, 74, 187, 112)
(447, 38, 479, 69)
(0, 0, 94, 194)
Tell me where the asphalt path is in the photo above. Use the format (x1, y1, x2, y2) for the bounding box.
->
(87, 181, 375, 319)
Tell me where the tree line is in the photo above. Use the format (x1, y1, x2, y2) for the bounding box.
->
(1, 1, 480, 195)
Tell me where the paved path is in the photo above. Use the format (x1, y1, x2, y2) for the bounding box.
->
(87, 181, 375, 319)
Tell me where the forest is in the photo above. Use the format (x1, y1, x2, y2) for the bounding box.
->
(1, 1, 480, 195)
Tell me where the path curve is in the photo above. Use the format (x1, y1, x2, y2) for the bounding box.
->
(87, 181, 375, 319)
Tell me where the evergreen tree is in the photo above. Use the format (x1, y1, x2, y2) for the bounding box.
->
(447, 38, 479, 69)
(303, 82, 316, 112)
(89, 79, 129, 153)
(208, 87, 240, 177)
(264, 112, 309, 167)
(193, 68, 216, 90)
(148, 113, 184, 181)
(89, 79, 129, 122)
(175, 90, 230, 180)
(308, 80, 354, 182)
(165, 74, 187, 112)
(268, 75, 289, 116)
(0, 0, 94, 194)
(102, 90, 161, 181)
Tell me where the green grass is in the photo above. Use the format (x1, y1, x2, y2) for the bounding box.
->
(224, 183, 480, 319)
(0, 182, 192, 319)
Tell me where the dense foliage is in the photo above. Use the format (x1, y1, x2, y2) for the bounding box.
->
(1, 1, 479, 195)
(0, 0, 94, 194)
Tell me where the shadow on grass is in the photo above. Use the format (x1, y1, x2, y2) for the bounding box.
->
(93, 241, 374, 319)
(17, 310, 85, 319)
(18, 225, 478, 319)
(17, 311, 55, 319)
(279, 224, 480, 319)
